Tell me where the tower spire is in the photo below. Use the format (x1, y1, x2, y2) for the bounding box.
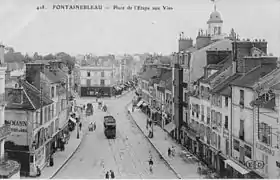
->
(211, 0, 217, 11)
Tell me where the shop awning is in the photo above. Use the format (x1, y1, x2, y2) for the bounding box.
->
(137, 100, 144, 107)
(224, 159, 249, 175)
(164, 122, 176, 133)
(69, 117, 77, 123)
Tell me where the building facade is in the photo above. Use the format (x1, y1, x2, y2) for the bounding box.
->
(0, 43, 21, 178)
(5, 79, 54, 176)
(80, 66, 116, 97)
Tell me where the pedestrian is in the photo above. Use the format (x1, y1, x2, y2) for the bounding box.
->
(168, 147, 171, 157)
(36, 166, 41, 177)
(49, 155, 54, 167)
(105, 171, 110, 179)
(110, 170, 115, 179)
(93, 121, 96, 131)
(171, 146, 175, 156)
(79, 122, 82, 131)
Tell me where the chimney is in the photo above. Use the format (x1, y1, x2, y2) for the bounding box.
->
(232, 39, 270, 74)
(25, 63, 44, 89)
(0, 42, 5, 64)
(178, 33, 193, 51)
(206, 50, 232, 65)
(196, 30, 211, 49)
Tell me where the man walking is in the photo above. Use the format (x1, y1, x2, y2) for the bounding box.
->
(79, 122, 82, 131)
(110, 170, 115, 179)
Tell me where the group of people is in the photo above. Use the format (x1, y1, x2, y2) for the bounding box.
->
(167, 146, 176, 157)
(89, 121, 97, 131)
(146, 118, 153, 138)
(105, 170, 115, 179)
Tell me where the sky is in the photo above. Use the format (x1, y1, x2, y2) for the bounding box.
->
(0, 0, 279, 56)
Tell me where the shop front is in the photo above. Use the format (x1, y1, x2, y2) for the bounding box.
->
(186, 127, 198, 154)
(217, 151, 227, 177)
(224, 159, 250, 178)
(80, 86, 113, 97)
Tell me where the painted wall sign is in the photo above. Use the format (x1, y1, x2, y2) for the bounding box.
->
(5, 120, 28, 133)
(256, 142, 275, 156)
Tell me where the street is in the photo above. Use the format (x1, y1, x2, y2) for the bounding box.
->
(53, 92, 177, 179)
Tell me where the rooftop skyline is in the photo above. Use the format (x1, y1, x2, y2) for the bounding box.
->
(0, 0, 279, 56)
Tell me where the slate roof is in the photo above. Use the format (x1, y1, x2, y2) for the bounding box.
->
(43, 69, 62, 83)
(166, 78, 172, 91)
(140, 68, 158, 81)
(201, 54, 232, 83)
(271, 82, 280, 90)
(160, 71, 172, 81)
(211, 73, 242, 97)
(231, 64, 278, 88)
(6, 79, 53, 110)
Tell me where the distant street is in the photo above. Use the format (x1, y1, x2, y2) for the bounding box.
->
(54, 92, 177, 179)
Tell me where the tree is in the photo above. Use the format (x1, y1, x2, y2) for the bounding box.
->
(43, 53, 56, 60)
(56, 52, 75, 73)
(33, 52, 43, 60)
(5, 47, 14, 53)
(23, 54, 33, 63)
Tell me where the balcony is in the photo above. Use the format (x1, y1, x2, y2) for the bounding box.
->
(0, 125, 11, 140)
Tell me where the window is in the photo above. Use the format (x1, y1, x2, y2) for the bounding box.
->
(52, 104, 55, 118)
(101, 71, 105, 77)
(218, 135, 221, 150)
(225, 97, 228, 107)
(87, 79, 91, 86)
(262, 154, 268, 174)
(100, 79, 105, 86)
(51, 86, 55, 98)
(184, 92, 188, 101)
(211, 110, 215, 125)
(244, 145, 252, 159)
(259, 122, 272, 146)
(224, 116, 228, 129)
(207, 107, 210, 124)
(239, 119, 245, 141)
(233, 139, 240, 151)
(201, 105, 204, 122)
(87, 71, 90, 77)
(240, 90, 244, 106)
(44, 107, 48, 123)
(225, 139, 229, 155)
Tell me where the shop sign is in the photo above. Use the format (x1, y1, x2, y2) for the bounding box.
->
(5, 120, 28, 133)
(256, 142, 275, 156)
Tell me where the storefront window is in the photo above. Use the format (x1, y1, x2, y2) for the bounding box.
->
(233, 139, 240, 151)
(244, 144, 252, 159)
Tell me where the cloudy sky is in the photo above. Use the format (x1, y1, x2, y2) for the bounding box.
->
(0, 0, 279, 56)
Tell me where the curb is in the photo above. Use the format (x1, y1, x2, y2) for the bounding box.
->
(125, 104, 182, 179)
(49, 131, 86, 179)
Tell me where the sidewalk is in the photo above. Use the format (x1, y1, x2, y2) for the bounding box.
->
(127, 104, 206, 179)
(40, 128, 85, 179)
(27, 100, 87, 179)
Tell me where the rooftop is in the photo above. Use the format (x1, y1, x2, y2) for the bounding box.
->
(231, 64, 278, 88)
